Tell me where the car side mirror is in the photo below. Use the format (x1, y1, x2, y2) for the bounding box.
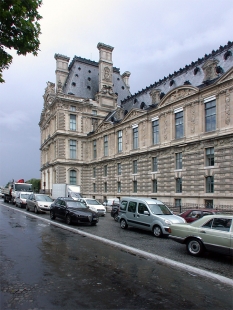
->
(144, 211, 150, 215)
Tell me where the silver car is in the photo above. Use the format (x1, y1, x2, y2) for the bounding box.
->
(26, 194, 54, 213)
(119, 197, 186, 237)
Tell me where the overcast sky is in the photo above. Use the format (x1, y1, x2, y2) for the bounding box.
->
(0, 0, 233, 187)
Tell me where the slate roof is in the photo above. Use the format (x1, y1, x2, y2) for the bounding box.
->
(114, 41, 233, 118)
(63, 56, 131, 104)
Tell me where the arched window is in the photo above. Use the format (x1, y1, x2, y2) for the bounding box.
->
(70, 170, 77, 185)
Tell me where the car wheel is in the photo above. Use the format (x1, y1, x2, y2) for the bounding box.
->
(114, 213, 119, 222)
(34, 206, 38, 214)
(66, 215, 71, 225)
(26, 205, 29, 211)
(120, 219, 128, 229)
(186, 238, 204, 256)
(50, 211, 56, 220)
(153, 225, 163, 238)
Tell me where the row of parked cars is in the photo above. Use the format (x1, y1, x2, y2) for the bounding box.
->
(10, 193, 233, 258)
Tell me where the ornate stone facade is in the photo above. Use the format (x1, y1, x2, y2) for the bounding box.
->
(39, 42, 233, 207)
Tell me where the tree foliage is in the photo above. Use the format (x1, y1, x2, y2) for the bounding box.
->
(26, 178, 41, 193)
(0, 0, 42, 82)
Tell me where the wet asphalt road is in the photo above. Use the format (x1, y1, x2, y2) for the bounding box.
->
(0, 202, 233, 310)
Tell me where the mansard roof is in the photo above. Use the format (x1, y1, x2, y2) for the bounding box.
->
(63, 55, 131, 104)
(119, 41, 233, 114)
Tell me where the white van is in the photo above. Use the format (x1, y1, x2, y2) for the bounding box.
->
(119, 197, 186, 237)
(78, 198, 106, 216)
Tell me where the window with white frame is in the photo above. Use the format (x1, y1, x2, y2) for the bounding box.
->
(176, 178, 182, 193)
(70, 114, 76, 131)
(104, 165, 108, 176)
(70, 170, 76, 185)
(206, 147, 214, 166)
(117, 181, 121, 193)
(117, 130, 122, 153)
(152, 118, 159, 144)
(133, 160, 137, 174)
(206, 176, 214, 193)
(70, 140, 76, 159)
(133, 126, 138, 149)
(152, 179, 157, 193)
(133, 180, 137, 193)
(152, 157, 157, 172)
(104, 135, 108, 156)
(117, 163, 121, 175)
(176, 152, 182, 169)
(205, 97, 216, 132)
(174, 109, 183, 139)
(93, 140, 97, 159)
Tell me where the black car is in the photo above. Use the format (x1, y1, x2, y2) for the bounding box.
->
(111, 205, 120, 222)
(50, 197, 99, 226)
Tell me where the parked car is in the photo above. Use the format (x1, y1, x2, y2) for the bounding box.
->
(50, 197, 99, 225)
(111, 205, 120, 221)
(118, 197, 186, 237)
(103, 198, 120, 207)
(15, 192, 30, 208)
(26, 194, 54, 213)
(78, 198, 106, 216)
(0, 188, 4, 198)
(169, 214, 233, 257)
(179, 208, 223, 223)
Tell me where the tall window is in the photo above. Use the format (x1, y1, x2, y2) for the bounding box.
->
(133, 126, 138, 149)
(152, 119, 159, 144)
(93, 140, 97, 159)
(93, 167, 96, 178)
(104, 135, 108, 156)
(152, 179, 157, 193)
(70, 140, 76, 159)
(133, 160, 137, 174)
(133, 181, 137, 193)
(93, 183, 96, 192)
(117, 130, 122, 153)
(205, 99, 216, 132)
(206, 176, 214, 193)
(117, 163, 121, 175)
(206, 147, 214, 166)
(117, 182, 121, 193)
(152, 157, 157, 172)
(175, 111, 183, 139)
(104, 182, 107, 192)
(176, 178, 182, 193)
(70, 114, 76, 131)
(70, 170, 76, 185)
(176, 152, 182, 169)
(175, 199, 181, 207)
(104, 165, 108, 176)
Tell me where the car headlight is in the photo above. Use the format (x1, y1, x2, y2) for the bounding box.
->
(164, 219, 172, 225)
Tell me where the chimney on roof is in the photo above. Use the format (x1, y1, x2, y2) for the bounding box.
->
(97, 43, 114, 91)
(122, 71, 131, 90)
(54, 54, 70, 93)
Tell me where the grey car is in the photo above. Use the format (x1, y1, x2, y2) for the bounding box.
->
(26, 194, 54, 213)
(119, 197, 186, 237)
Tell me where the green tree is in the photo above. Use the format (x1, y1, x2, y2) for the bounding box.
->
(0, 0, 42, 83)
(26, 178, 41, 193)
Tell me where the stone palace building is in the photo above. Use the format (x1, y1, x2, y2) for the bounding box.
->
(39, 41, 233, 208)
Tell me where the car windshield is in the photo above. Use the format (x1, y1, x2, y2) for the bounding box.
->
(148, 204, 172, 215)
(86, 199, 101, 205)
(20, 194, 29, 199)
(66, 201, 86, 209)
(15, 184, 32, 192)
(35, 195, 53, 202)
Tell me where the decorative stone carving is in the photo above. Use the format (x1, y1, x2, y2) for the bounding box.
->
(202, 59, 219, 81)
(150, 89, 161, 104)
(159, 86, 198, 107)
(103, 67, 111, 81)
(225, 90, 231, 125)
(57, 79, 63, 93)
